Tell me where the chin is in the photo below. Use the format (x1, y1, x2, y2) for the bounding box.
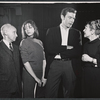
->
(68, 25, 72, 28)
(13, 39, 16, 41)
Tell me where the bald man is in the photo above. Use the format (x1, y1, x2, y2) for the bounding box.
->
(0, 24, 22, 98)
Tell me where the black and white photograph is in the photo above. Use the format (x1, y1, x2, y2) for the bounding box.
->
(0, 1, 100, 98)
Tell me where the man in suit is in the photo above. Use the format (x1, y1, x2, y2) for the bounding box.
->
(0, 23, 22, 98)
(45, 7, 82, 98)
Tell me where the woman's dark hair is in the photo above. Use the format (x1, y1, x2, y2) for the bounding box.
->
(87, 19, 100, 35)
(21, 20, 39, 39)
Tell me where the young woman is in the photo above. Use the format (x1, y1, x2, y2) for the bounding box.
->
(20, 20, 46, 98)
(82, 19, 100, 98)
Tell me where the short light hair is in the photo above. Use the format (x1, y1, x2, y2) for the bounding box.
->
(1, 23, 16, 37)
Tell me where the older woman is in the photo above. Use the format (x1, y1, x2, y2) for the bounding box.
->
(19, 20, 46, 98)
(82, 19, 100, 98)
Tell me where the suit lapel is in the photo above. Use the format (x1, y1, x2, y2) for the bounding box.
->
(67, 28, 71, 45)
(68, 28, 75, 45)
(1, 40, 19, 78)
(12, 44, 19, 72)
(56, 26, 62, 45)
(1, 40, 13, 57)
(12, 44, 17, 61)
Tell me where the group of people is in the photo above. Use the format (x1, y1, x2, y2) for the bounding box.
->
(0, 7, 100, 98)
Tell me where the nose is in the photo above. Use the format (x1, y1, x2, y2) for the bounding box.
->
(25, 29, 30, 33)
(70, 20, 74, 25)
(83, 29, 85, 32)
(72, 19, 74, 22)
(71, 18, 75, 22)
(16, 33, 18, 37)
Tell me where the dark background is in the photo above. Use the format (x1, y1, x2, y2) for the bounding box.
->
(0, 2, 100, 98)
(0, 2, 100, 45)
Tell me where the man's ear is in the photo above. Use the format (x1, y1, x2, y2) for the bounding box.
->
(91, 29, 95, 35)
(61, 15, 65, 21)
(3, 30, 8, 37)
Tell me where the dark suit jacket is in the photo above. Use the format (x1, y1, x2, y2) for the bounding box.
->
(0, 40, 22, 96)
(45, 26, 82, 78)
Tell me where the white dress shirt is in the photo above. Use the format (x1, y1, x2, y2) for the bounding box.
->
(60, 24, 69, 46)
(55, 24, 69, 59)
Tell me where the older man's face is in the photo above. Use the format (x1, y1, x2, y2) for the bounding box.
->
(6, 26, 18, 42)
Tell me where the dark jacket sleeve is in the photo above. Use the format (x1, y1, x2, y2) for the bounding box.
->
(45, 28, 67, 55)
(96, 45, 100, 67)
(60, 31, 82, 58)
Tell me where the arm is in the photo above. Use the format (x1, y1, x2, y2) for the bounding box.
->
(41, 50, 47, 86)
(19, 40, 42, 86)
(45, 28, 67, 55)
(24, 62, 42, 86)
(82, 42, 97, 66)
(95, 45, 100, 67)
(35, 40, 47, 81)
(61, 46, 82, 58)
(60, 31, 82, 58)
(42, 59, 46, 79)
(42, 59, 47, 86)
(82, 54, 97, 65)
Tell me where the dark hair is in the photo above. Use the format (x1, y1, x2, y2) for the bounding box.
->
(87, 19, 100, 35)
(61, 7, 77, 17)
(22, 20, 39, 39)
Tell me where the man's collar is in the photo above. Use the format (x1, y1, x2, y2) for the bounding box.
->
(3, 39, 12, 49)
(60, 23, 70, 30)
(3, 39, 10, 45)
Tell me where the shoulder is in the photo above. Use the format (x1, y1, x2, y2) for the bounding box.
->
(38, 39, 43, 45)
(33, 38, 44, 49)
(97, 38, 100, 46)
(12, 43, 19, 50)
(70, 28, 81, 33)
(20, 39, 29, 47)
(83, 41, 89, 48)
(34, 38, 42, 43)
(34, 38, 43, 47)
(47, 26, 59, 31)
(46, 26, 60, 36)
(70, 28, 81, 37)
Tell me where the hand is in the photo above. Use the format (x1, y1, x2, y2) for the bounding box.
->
(35, 77, 42, 87)
(95, 64, 98, 67)
(67, 46, 73, 49)
(92, 58, 97, 64)
(42, 78, 47, 87)
(38, 80, 42, 87)
(82, 54, 92, 62)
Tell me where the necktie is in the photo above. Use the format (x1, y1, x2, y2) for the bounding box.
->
(9, 43, 13, 51)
